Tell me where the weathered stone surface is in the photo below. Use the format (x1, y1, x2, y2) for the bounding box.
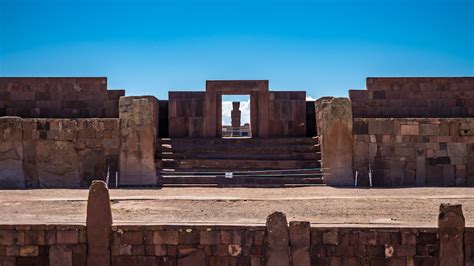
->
(315, 97, 353, 186)
(438, 203, 464, 266)
(36, 141, 80, 187)
(87, 180, 112, 266)
(289, 221, 310, 266)
(49, 245, 73, 266)
(0, 117, 25, 188)
(119, 96, 158, 186)
(265, 212, 289, 266)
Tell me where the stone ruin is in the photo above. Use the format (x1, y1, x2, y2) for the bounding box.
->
(1, 181, 472, 265)
(0, 77, 474, 188)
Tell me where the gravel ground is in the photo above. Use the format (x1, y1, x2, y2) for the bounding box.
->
(1, 187, 474, 227)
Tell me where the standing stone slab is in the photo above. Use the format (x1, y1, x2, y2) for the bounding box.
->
(119, 96, 158, 186)
(265, 212, 289, 266)
(0, 117, 25, 188)
(438, 203, 465, 266)
(315, 97, 354, 186)
(87, 180, 112, 266)
(289, 221, 311, 266)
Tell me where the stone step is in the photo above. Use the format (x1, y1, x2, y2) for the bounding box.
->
(157, 151, 321, 160)
(164, 159, 320, 170)
(157, 144, 320, 154)
(159, 137, 319, 146)
(160, 176, 324, 185)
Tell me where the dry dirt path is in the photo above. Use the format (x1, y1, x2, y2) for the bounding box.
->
(1, 187, 474, 227)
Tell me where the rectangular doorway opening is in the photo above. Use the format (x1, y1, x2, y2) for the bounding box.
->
(221, 95, 251, 138)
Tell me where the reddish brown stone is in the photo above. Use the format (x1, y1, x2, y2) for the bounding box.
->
(86, 180, 112, 266)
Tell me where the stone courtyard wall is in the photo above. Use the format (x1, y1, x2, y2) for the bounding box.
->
(353, 118, 474, 187)
(0, 224, 87, 266)
(0, 78, 124, 118)
(0, 117, 120, 188)
(350, 77, 474, 118)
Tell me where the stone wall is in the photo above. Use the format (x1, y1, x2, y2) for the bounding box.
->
(0, 117, 120, 188)
(0, 224, 87, 266)
(350, 77, 474, 118)
(353, 118, 474, 186)
(0, 78, 124, 118)
(268, 91, 306, 137)
(168, 92, 205, 137)
(1, 182, 473, 265)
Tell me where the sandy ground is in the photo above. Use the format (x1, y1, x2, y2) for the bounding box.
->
(1, 187, 474, 227)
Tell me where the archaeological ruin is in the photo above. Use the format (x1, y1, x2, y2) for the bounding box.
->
(1, 77, 474, 188)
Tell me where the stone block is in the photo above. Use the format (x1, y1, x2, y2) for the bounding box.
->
(438, 204, 464, 266)
(19, 246, 39, 257)
(265, 212, 289, 266)
(289, 221, 310, 266)
(315, 97, 353, 186)
(0, 117, 25, 188)
(443, 165, 456, 186)
(448, 143, 467, 157)
(86, 180, 112, 266)
(400, 124, 419, 136)
(119, 96, 158, 186)
(49, 245, 73, 266)
(199, 230, 220, 245)
(153, 231, 179, 245)
(56, 230, 78, 244)
(419, 123, 439, 136)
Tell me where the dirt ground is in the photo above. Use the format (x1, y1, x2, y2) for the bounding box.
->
(1, 187, 474, 227)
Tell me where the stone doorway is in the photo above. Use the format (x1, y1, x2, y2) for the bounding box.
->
(220, 95, 251, 138)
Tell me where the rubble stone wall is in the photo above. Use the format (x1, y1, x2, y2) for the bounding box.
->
(0, 117, 120, 188)
(350, 77, 474, 118)
(0, 224, 87, 266)
(0, 78, 124, 118)
(353, 118, 474, 186)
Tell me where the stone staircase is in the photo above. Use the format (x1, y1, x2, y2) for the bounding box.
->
(156, 137, 323, 186)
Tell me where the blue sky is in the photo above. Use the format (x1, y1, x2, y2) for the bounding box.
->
(1, 0, 473, 100)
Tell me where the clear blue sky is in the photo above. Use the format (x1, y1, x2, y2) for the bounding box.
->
(1, 0, 473, 99)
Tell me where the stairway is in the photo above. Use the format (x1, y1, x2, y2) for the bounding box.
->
(156, 137, 323, 186)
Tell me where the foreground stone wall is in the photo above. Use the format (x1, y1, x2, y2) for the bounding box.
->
(353, 118, 474, 186)
(1, 182, 472, 265)
(0, 78, 124, 118)
(350, 77, 474, 118)
(0, 224, 87, 266)
(0, 117, 120, 188)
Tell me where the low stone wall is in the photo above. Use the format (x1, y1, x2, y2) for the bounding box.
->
(0, 224, 87, 266)
(353, 118, 474, 186)
(109, 225, 441, 265)
(0, 117, 120, 188)
(1, 181, 472, 265)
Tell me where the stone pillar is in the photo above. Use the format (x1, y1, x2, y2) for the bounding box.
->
(265, 212, 289, 266)
(0, 117, 25, 188)
(289, 221, 311, 266)
(315, 97, 354, 186)
(119, 96, 158, 186)
(438, 203, 465, 266)
(86, 180, 112, 266)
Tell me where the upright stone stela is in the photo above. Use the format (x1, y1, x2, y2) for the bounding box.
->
(231, 101, 241, 136)
(119, 96, 158, 186)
